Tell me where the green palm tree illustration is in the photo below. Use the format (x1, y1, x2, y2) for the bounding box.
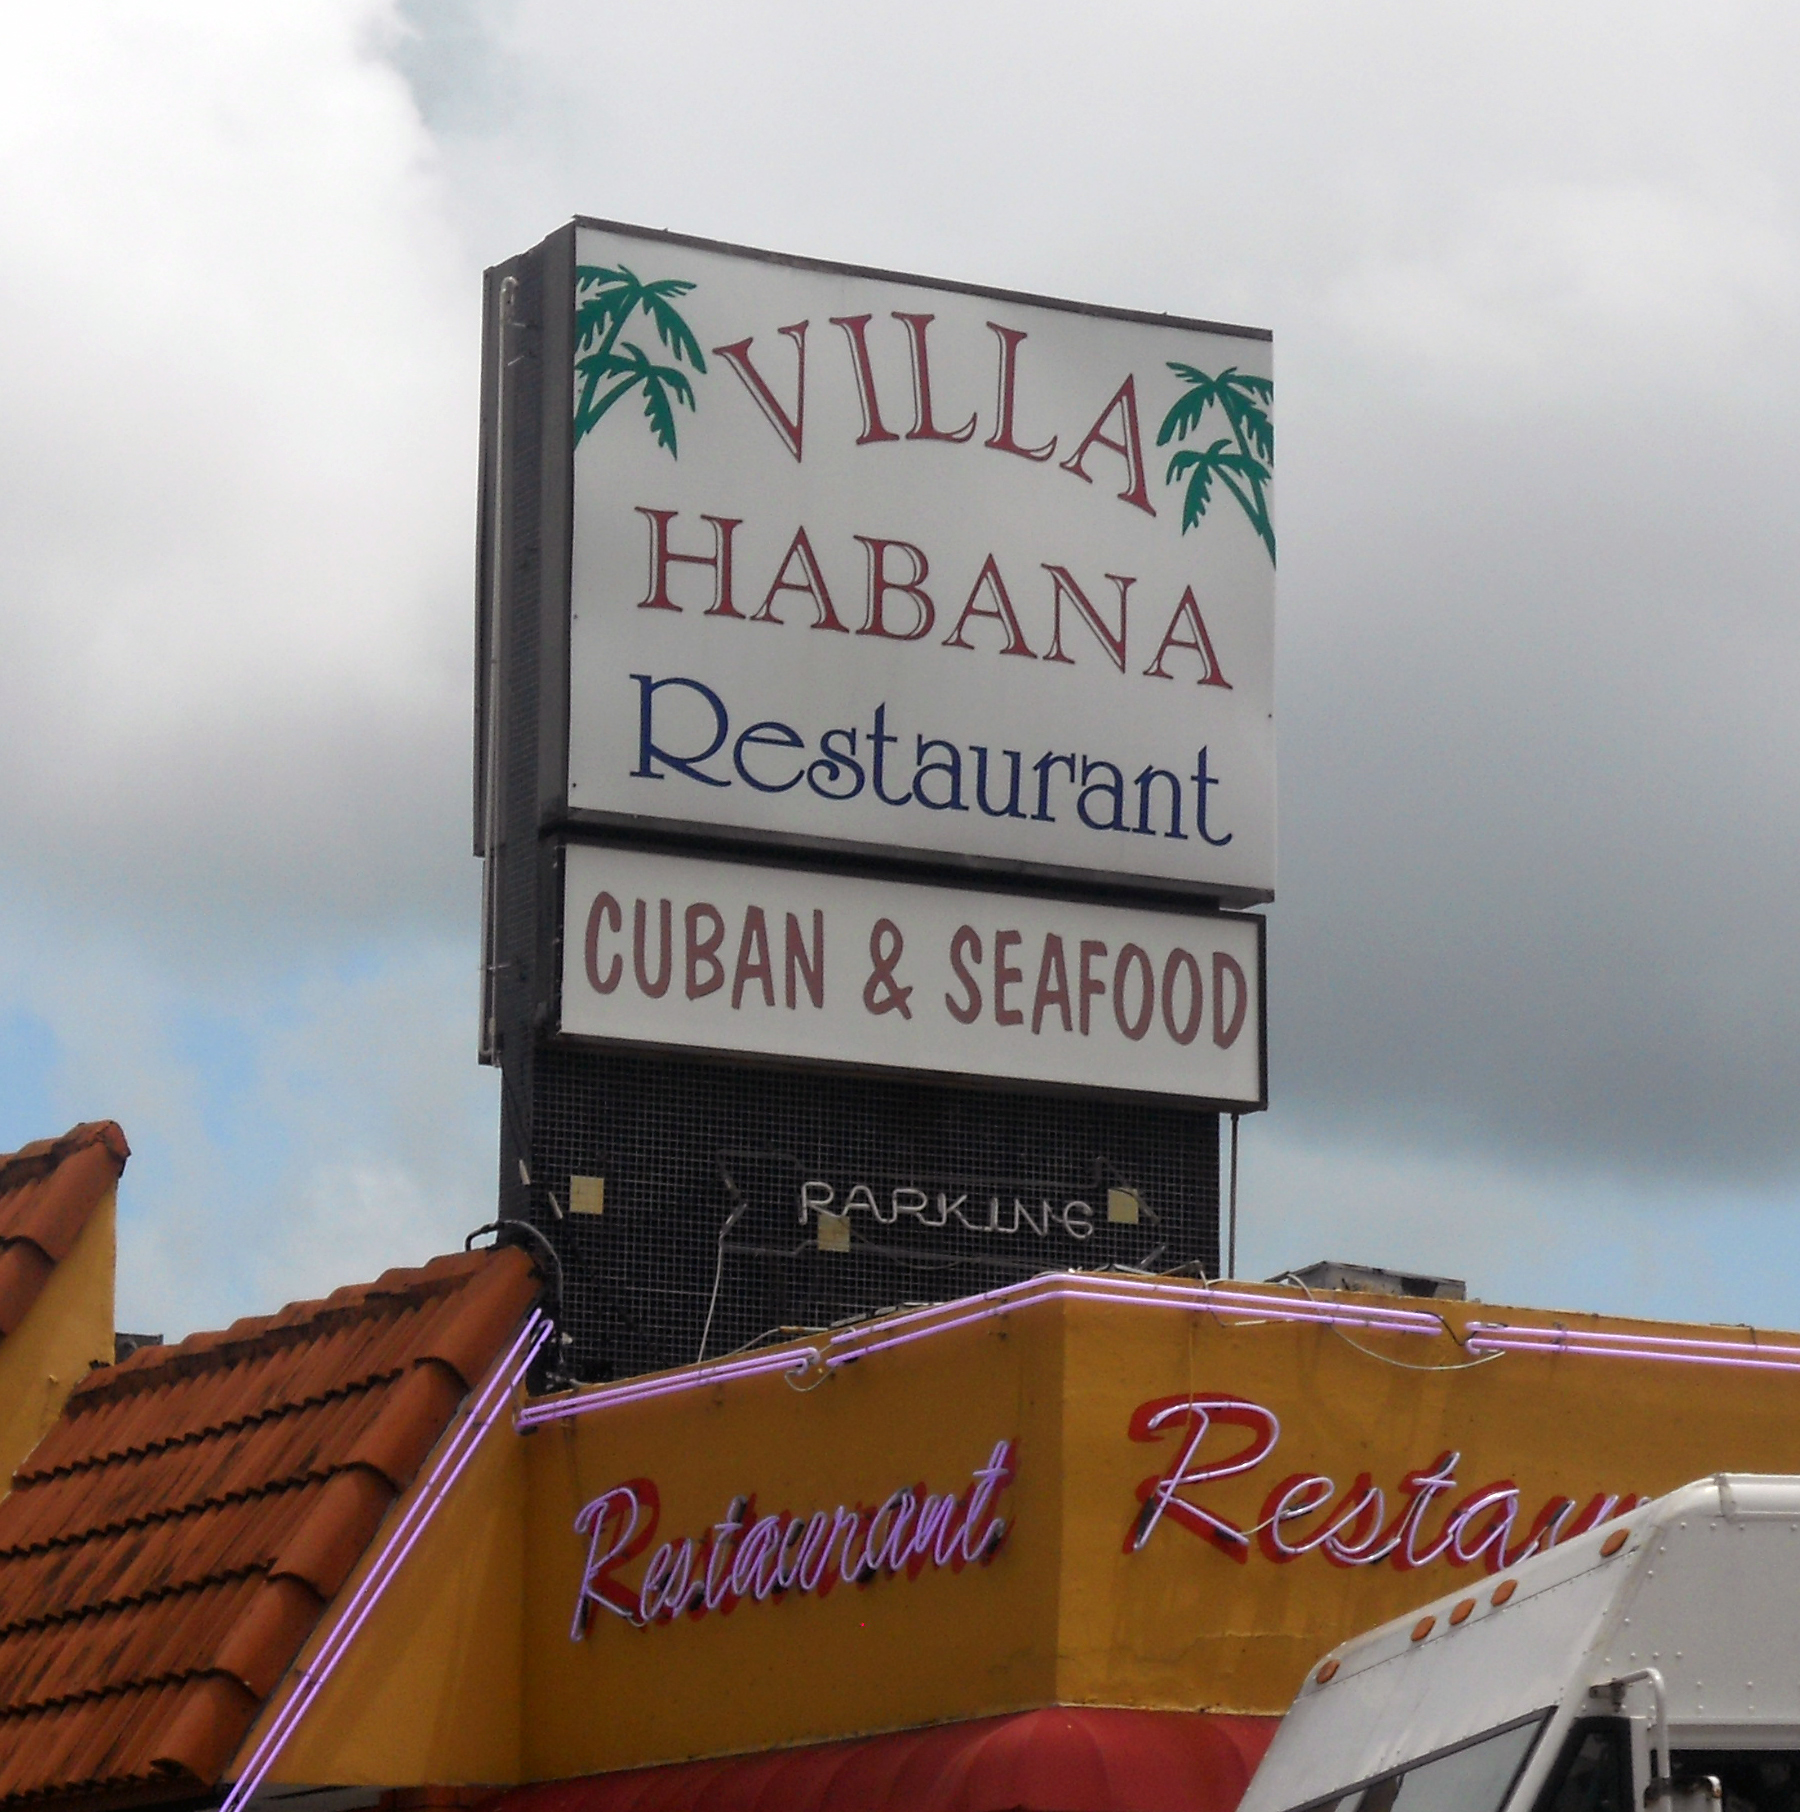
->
(573, 265, 708, 454)
(1156, 364, 1276, 562)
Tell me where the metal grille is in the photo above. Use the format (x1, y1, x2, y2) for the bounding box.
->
(525, 1043, 1219, 1381)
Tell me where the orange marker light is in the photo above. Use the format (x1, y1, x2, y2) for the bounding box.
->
(1449, 1598, 1476, 1625)
(1492, 1580, 1518, 1606)
(1601, 1528, 1629, 1557)
(1316, 1660, 1339, 1684)
(1411, 1616, 1435, 1642)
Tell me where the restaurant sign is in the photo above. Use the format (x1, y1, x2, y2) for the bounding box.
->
(560, 843, 1264, 1105)
(563, 221, 1275, 903)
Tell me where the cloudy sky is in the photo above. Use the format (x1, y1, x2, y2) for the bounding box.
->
(3, 2, 1797, 1337)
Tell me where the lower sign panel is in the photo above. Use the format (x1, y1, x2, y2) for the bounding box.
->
(560, 844, 1265, 1107)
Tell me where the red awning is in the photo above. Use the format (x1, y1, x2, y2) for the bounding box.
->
(484, 1708, 1280, 1812)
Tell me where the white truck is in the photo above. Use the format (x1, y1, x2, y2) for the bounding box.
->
(1238, 1476, 1800, 1812)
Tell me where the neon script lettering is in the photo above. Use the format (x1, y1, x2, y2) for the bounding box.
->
(570, 1439, 1017, 1637)
(1125, 1395, 1639, 1574)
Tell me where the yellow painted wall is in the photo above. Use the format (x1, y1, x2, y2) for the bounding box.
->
(0, 1193, 115, 1490)
(265, 1283, 1800, 1788)
(520, 1303, 1067, 1781)
(1052, 1293, 1800, 1713)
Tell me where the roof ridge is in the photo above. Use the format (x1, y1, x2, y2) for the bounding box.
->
(0, 1564, 267, 1641)
(22, 1373, 398, 1480)
(69, 1252, 492, 1403)
(0, 1123, 129, 1200)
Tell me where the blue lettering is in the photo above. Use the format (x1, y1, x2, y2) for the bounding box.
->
(734, 720, 806, 793)
(913, 737, 966, 811)
(631, 674, 730, 787)
(808, 727, 865, 800)
(1193, 747, 1232, 847)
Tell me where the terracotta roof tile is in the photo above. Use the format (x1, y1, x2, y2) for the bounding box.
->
(0, 1125, 128, 1341)
(0, 1244, 541, 1810)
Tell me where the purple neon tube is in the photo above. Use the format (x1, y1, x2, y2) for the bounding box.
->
(516, 1274, 1444, 1428)
(222, 1310, 551, 1811)
(1466, 1331, 1800, 1372)
(1467, 1320, 1800, 1364)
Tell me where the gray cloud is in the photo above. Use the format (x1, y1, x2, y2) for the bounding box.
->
(4, 0, 1799, 1332)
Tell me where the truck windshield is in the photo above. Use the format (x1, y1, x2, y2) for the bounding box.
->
(1292, 1712, 1549, 1812)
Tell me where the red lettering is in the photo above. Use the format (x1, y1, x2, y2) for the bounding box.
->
(960, 1441, 1017, 1563)
(1113, 945, 1154, 1040)
(1031, 934, 1072, 1034)
(731, 906, 775, 1009)
(570, 1442, 1019, 1640)
(1122, 1396, 1631, 1584)
(1494, 1495, 1577, 1572)
(855, 537, 935, 640)
(830, 314, 900, 444)
(634, 898, 672, 998)
(894, 313, 977, 442)
(1042, 565, 1133, 671)
(685, 902, 726, 998)
(1320, 1477, 1388, 1567)
(1257, 1473, 1337, 1562)
(1078, 939, 1107, 1034)
(1060, 374, 1155, 515)
(585, 892, 622, 994)
(947, 925, 983, 1023)
(1213, 952, 1249, 1049)
(1565, 1493, 1641, 1539)
(634, 508, 742, 616)
(1161, 948, 1203, 1045)
(703, 1496, 751, 1613)
(713, 323, 808, 461)
(993, 929, 1024, 1026)
(1386, 1452, 1464, 1571)
(943, 554, 1035, 657)
(984, 324, 1057, 461)
(1143, 586, 1232, 685)
(785, 910, 825, 1009)
(751, 526, 849, 631)
(1445, 1485, 1520, 1568)
(571, 1481, 660, 1635)
(1127, 1395, 1281, 1558)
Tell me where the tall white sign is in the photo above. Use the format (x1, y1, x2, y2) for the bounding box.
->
(565, 223, 1276, 904)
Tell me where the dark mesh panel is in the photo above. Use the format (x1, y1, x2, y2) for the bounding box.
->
(524, 1042, 1219, 1381)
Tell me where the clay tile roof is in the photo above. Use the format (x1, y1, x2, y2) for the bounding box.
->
(0, 1125, 129, 1343)
(0, 1243, 542, 1811)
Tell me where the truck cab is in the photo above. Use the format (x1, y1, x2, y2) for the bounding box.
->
(1237, 1476, 1800, 1812)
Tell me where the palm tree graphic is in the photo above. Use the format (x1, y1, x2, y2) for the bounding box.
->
(573, 265, 708, 454)
(1156, 364, 1276, 563)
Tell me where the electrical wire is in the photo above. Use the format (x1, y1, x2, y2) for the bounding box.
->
(1263, 1271, 1504, 1372)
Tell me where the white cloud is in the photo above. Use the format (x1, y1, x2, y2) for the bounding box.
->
(1327, 179, 1800, 403)
(0, 6, 475, 944)
(4, 0, 1800, 1332)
